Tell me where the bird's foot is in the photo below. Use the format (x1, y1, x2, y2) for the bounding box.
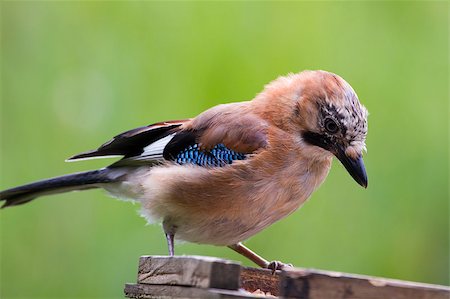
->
(266, 261, 294, 274)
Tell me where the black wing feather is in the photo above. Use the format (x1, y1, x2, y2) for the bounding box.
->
(163, 130, 197, 160)
(68, 121, 186, 161)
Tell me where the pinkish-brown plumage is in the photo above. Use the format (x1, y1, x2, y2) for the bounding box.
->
(105, 70, 368, 247)
(1, 70, 368, 269)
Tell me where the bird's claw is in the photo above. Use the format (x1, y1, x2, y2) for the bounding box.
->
(266, 261, 294, 274)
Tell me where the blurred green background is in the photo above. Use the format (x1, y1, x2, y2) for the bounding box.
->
(1, 2, 448, 298)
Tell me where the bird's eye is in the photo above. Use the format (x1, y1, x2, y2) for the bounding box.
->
(324, 118, 339, 134)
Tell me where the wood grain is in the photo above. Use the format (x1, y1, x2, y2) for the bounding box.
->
(281, 268, 450, 299)
(125, 283, 268, 299)
(138, 255, 241, 290)
(240, 267, 280, 296)
(125, 256, 450, 299)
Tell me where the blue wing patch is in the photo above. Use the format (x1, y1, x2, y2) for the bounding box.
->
(176, 144, 247, 167)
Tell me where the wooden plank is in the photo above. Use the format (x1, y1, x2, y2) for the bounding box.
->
(281, 268, 450, 299)
(127, 256, 450, 298)
(124, 283, 272, 299)
(240, 267, 280, 296)
(138, 255, 241, 290)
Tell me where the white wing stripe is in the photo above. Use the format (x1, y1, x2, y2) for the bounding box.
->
(140, 133, 176, 159)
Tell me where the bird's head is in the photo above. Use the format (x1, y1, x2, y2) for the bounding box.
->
(256, 70, 368, 187)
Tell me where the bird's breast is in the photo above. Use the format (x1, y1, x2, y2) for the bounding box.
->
(132, 150, 331, 245)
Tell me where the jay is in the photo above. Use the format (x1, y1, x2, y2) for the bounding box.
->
(0, 70, 368, 270)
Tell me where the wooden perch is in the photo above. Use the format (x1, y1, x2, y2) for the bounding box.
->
(137, 256, 241, 290)
(281, 268, 449, 299)
(124, 255, 450, 299)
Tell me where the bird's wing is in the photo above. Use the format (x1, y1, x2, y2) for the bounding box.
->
(159, 103, 269, 167)
(67, 120, 188, 162)
(69, 104, 269, 168)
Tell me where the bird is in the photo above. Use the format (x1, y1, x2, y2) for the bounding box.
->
(0, 70, 368, 271)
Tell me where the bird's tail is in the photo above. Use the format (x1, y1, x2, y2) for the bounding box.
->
(0, 168, 122, 208)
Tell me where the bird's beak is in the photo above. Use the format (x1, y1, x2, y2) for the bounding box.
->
(334, 146, 368, 188)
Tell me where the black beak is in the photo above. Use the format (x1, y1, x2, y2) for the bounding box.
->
(335, 146, 368, 188)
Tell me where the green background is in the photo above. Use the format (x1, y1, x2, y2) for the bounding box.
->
(1, 2, 448, 298)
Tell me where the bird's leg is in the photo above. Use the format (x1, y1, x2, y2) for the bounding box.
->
(163, 218, 177, 256)
(228, 242, 293, 273)
(165, 233, 175, 256)
(228, 243, 269, 268)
